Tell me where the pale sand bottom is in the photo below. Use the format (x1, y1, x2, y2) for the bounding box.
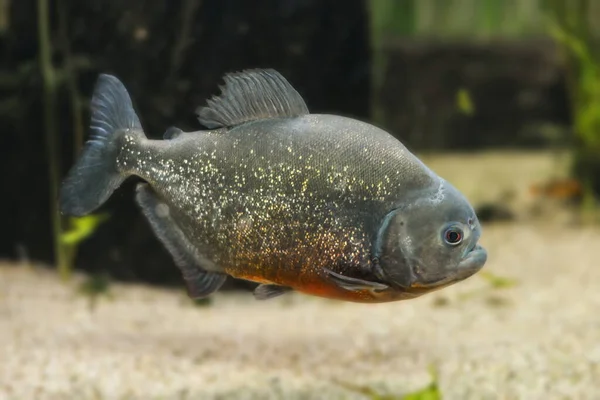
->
(0, 223, 599, 400)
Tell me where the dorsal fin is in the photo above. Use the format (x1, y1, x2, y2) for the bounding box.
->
(196, 68, 309, 129)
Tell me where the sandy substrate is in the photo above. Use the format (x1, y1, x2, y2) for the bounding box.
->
(1, 222, 599, 400)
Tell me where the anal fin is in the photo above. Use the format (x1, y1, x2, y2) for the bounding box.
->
(135, 183, 226, 299)
(253, 284, 293, 300)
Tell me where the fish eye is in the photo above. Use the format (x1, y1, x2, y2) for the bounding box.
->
(443, 226, 463, 246)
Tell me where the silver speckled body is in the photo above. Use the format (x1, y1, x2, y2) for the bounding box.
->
(120, 114, 438, 300)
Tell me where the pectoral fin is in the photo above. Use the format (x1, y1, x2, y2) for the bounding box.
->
(253, 284, 293, 300)
(323, 268, 389, 293)
(135, 183, 226, 299)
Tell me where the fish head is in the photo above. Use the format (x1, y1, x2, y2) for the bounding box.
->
(374, 179, 487, 295)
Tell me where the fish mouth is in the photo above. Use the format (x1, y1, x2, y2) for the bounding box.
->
(458, 244, 487, 273)
(407, 244, 487, 292)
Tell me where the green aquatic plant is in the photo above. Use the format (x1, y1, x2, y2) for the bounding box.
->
(60, 213, 110, 276)
(334, 364, 442, 400)
(64, 214, 112, 312)
(544, 0, 600, 217)
(37, 0, 99, 281)
(402, 365, 442, 400)
(57, 0, 86, 156)
(478, 271, 519, 289)
(454, 271, 518, 307)
(37, 0, 69, 280)
(433, 270, 518, 308)
(77, 272, 113, 312)
(60, 214, 110, 246)
(456, 88, 475, 116)
(368, 0, 418, 126)
(191, 297, 213, 307)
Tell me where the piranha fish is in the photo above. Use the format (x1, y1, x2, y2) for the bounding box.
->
(59, 69, 487, 303)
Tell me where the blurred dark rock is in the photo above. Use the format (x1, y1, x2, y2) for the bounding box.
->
(375, 37, 572, 151)
(475, 203, 515, 223)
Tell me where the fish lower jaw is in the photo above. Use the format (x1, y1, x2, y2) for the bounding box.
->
(458, 246, 487, 272)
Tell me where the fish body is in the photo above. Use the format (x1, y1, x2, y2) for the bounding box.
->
(60, 69, 487, 303)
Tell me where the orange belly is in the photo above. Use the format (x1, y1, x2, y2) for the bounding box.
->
(225, 268, 410, 303)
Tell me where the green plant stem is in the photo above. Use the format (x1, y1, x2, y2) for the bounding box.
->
(166, 0, 202, 86)
(57, 0, 85, 267)
(38, 0, 69, 280)
(368, 0, 416, 125)
(480, 0, 504, 37)
(546, 0, 600, 214)
(0, 0, 10, 33)
(57, 0, 84, 158)
(367, 0, 386, 125)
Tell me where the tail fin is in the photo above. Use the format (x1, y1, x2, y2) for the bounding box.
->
(59, 74, 145, 216)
